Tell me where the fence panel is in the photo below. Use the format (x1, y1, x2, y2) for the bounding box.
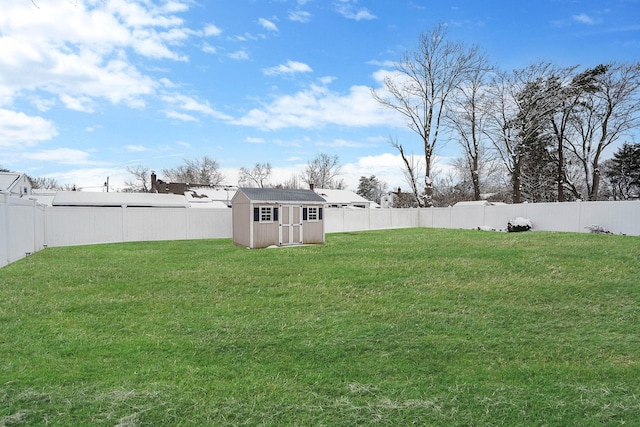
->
(483, 205, 525, 230)
(390, 209, 420, 229)
(578, 201, 640, 235)
(187, 208, 233, 239)
(124, 208, 188, 242)
(431, 207, 452, 229)
(449, 206, 486, 229)
(46, 207, 124, 247)
(1, 196, 44, 267)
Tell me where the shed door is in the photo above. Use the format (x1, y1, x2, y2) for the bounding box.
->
(279, 205, 302, 246)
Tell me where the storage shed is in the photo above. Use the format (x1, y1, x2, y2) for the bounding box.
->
(232, 187, 326, 248)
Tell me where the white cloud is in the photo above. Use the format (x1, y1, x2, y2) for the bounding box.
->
(165, 110, 198, 122)
(263, 60, 313, 76)
(246, 137, 266, 144)
(258, 18, 279, 32)
(59, 94, 95, 113)
(340, 153, 458, 191)
(0, 109, 58, 148)
(125, 145, 150, 152)
(0, 0, 190, 111)
(232, 78, 404, 130)
(43, 167, 130, 191)
(334, 0, 376, 21)
(229, 50, 250, 60)
(317, 139, 369, 148)
(289, 11, 312, 23)
(572, 13, 595, 25)
(22, 148, 94, 165)
(202, 43, 217, 54)
(367, 59, 396, 68)
(204, 24, 222, 36)
(162, 93, 232, 120)
(32, 97, 57, 112)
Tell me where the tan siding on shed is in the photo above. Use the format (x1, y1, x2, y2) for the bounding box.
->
(302, 218, 324, 244)
(232, 191, 251, 247)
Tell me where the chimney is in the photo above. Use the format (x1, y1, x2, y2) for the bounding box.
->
(309, 183, 315, 191)
(150, 172, 158, 193)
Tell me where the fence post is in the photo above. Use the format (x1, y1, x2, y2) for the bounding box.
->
(121, 204, 127, 242)
(2, 193, 10, 267)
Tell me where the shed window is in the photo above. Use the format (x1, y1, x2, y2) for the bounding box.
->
(254, 206, 278, 222)
(303, 207, 322, 222)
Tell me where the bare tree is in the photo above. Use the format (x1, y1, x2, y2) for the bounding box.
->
(161, 156, 225, 186)
(274, 174, 303, 189)
(372, 24, 479, 206)
(300, 153, 345, 189)
(29, 176, 62, 190)
(124, 165, 150, 192)
(567, 62, 640, 200)
(388, 136, 423, 206)
(446, 51, 494, 200)
(238, 163, 272, 188)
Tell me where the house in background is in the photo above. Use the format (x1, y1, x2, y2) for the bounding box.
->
(314, 188, 378, 208)
(187, 186, 237, 207)
(232, 187, 326, 249)
(0, 172, 32, 197)
(150, 171, 235, 207)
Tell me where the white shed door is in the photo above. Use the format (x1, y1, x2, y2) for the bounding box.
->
(279, 205, 302, 246)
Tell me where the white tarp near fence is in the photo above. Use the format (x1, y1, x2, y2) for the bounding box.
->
(1, 195, 638, 268)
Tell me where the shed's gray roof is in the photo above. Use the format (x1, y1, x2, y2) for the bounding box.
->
(238, 187, 325, 203)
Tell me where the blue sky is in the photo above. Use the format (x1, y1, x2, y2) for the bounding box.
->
(1, 0, 639, 191)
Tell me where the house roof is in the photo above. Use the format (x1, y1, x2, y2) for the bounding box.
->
(453, 200, 507, 207)
(237, 187, 326, 203)
(453, 200, 492, 207)
(314, 188, 372, 205)
(0, 172, 23, 192)
(188, 200, 229, 208)
(52, 191, 189, 207)
(188, 187, 236, 204)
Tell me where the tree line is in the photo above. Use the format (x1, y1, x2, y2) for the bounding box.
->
(371, 23, 640, 206)
(123, 153, 347, 193)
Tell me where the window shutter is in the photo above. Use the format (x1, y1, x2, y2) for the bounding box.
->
(319, 207, 323, 220)
(303, 207, 307, 221)
(254, 207, 259, 222)
(273, 207, 279, 221)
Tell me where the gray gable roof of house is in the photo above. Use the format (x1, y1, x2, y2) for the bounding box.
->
(238, 187, 326, 203)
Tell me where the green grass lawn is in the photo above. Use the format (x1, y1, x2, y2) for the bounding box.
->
(1, 228, 639, 426)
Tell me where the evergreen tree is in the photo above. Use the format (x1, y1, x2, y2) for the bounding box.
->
(356, 175, 387, 204)
(604, 142, 640, 200)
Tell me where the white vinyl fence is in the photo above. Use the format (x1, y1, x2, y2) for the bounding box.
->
(2, 195, 639, 268)
(325, 200, 640, 236)
(1, 194, 46, 267)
